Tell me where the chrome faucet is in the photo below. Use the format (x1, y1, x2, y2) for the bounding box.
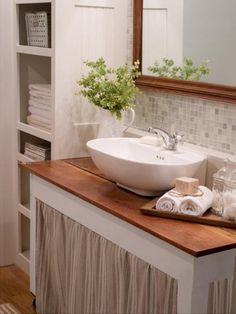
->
(148, 126, 183, 150)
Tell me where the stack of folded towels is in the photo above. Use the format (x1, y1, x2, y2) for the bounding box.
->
(27, 84, 52, 131)
(156, 178, 213, 216)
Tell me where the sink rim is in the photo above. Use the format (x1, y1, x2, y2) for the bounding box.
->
(87, 137, 207, 166)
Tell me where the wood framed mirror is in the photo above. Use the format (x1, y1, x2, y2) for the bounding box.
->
(133, 0, 236, 103)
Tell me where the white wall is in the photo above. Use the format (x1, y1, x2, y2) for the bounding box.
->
(52, 0, 129, 158)
(0, 0, 17, 265)
(183, 0, 236, 85)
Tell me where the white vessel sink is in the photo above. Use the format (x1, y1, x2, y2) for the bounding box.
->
(87, 137, 207, 196)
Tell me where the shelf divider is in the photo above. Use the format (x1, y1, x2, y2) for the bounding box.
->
(18, 203, 31, 219)
(18, 122, 52, 142)
(16, 45, 52, 57)
(17, 153, 33, 163)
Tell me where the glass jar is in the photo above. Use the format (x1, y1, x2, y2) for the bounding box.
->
(223, 170, 236, 206)
(211, 159, 231, 216)
(212, 176, 225, 215)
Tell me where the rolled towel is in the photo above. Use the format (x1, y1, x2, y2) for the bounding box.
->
(223, 203, 236, 221)
(179, 186, 213, 216)
(156, 190, 182, 213)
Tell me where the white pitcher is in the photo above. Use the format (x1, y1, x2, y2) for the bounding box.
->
(96, 107, 135, 138)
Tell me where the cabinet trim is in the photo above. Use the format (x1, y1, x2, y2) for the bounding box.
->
(15, 0, 51, 4)
(74, 0, 115, 9)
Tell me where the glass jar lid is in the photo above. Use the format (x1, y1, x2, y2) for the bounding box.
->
(214, 158, 231, 180)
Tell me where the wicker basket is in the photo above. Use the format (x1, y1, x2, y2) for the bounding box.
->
(25, 11, 50, 48)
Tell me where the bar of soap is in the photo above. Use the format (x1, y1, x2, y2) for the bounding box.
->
(175, 177, 199, 195)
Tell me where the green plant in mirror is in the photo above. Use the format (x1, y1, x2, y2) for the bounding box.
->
(148, 57, 210, 81)
(77, 57, 140, 119)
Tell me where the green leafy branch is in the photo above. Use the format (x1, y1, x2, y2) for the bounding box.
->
(76, 57, 140, 119)
(148, 57, 210, 81)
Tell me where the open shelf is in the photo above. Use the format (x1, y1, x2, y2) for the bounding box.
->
(18, 166, 30, 208)
(18, 130, 51, 158)
(17, 212, 30, 273)
(18, 53, 51, 127)
(18, 213, 30, 268)
(17, 2, 51, 47)
(18, 122, 52, 142)
(17, 252, 30, 274)
(19, 214, 30, 254)
(20, 249, 30, 260)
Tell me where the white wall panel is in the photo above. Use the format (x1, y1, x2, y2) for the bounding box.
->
(0, 0, 17, 265)
(53, 0, 129, 158)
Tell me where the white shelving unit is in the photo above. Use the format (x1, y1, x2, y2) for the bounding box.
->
(14, 0, 129, 275)
(15, 0, 53, 274)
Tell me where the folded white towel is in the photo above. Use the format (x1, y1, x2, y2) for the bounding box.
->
(156, 190, 182, 213)
(29, 90, 51, 100)
(28, 106, 51, 119)
(27, 115, 51, 131)
(179, 186, 213, 216)
(29, 98, 51, 108)
(29, 83, 51, 93)
(29, 91, 51, 100)
(29, 114, 51, 124)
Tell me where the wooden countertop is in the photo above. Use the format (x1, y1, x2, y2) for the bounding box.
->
(20, 159, 236, 257)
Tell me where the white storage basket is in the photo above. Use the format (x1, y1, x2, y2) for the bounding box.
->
(25, 11, 50, 48)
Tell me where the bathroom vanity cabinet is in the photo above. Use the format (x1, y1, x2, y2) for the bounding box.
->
(22, 160, 236, 314)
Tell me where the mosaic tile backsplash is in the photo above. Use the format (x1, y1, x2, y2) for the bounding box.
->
(133, 91, 236, 155)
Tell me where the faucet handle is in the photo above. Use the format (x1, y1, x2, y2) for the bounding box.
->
(148, 126, 155, 134)
(173, 132, 184, 145)
(148, 126, 165, 135)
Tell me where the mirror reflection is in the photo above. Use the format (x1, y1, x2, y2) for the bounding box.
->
(142, 0, 236, 86)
